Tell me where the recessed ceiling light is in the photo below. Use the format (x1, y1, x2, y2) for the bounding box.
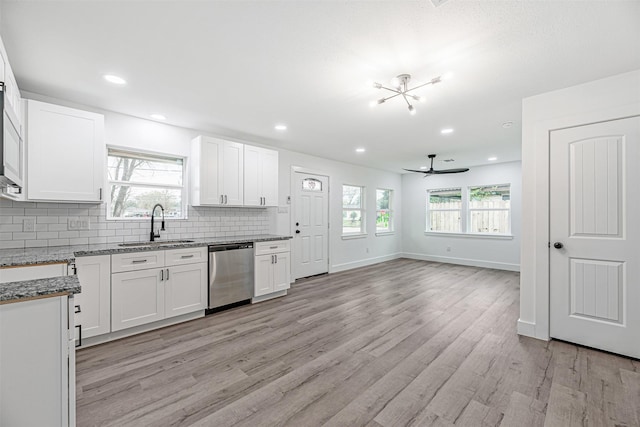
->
(441, 128, 454, 134)
(502, 121, 513, 129)
(274, 124, 287, 131)
(488, 157, 497, 161)
(150, 114, 166, 121)
(356, 148, 366, 153)
(103, 74, 127, 85)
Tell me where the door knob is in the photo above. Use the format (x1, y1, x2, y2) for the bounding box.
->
(295, 230, 300, 234)
(553, 242, 563, 249)
(296, 222, 299, 226)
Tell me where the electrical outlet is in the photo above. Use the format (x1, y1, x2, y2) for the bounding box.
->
(68, 218, 90, 230)
(446, 246, 451, 252)
(23, 218, 35, 232)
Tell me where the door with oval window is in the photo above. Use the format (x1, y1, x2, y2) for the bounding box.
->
(293, 172, 329, 279)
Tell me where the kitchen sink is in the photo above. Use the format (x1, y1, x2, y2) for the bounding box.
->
(118, 239, 195, 247)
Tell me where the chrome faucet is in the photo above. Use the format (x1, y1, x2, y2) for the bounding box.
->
(150, 203, 165, 242)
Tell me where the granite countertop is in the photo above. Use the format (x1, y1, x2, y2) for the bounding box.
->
(0, 234, 292, 267)
(0, 275, 81, 304)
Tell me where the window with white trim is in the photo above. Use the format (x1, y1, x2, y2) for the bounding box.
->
(342, 185, 364, 234)
(425, 184, 511, 235)
(426, 188, 462, 232)
(376, 188, 393, 232)
(468, 184, 510, 234)
(107, 148, 187, 219)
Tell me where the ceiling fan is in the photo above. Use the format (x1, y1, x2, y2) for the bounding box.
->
(404, 154, 469, 176)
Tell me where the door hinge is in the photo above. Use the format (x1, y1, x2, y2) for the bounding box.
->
(547, 242, 551, 248)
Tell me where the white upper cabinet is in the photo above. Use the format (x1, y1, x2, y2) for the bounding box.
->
(244, 145, 278, 207)
(190, 136, 243, 206)
(26, 100, 105, 202)
(0, 36, 24, 194)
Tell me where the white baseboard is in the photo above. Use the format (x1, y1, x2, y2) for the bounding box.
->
(252, 290, 287, 303)
(331, 252, 402, 273)
(401, 252, 520, 272)
(517, 319, 537, 338)
(78, 310, 204, 349)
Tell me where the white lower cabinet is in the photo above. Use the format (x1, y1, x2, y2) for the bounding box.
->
(111, 268, 165, 332)
(165, 262, 207, 318)
(0, 296, 74, 427)
(111, 248, 207, 332)
(75, 255, 110, 340)
(254, 240, 291, 298)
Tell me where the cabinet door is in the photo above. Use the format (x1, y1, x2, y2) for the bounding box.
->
(261, 148, 279, 207)
(111, 268, 164, 331)
(243, 144, 261, 206)
(27, 100, 105, 202)
(75, 255, 111, 339)
(273, 251, 291, 292)
(0, 297, 68, 426)
(165, 263, 207, 318)
(222, 141, 244, 205)
(197, 136, 223, 205)
(254, 254, 274, 297)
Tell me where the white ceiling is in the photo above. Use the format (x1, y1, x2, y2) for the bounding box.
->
(1, 1, 639, 173)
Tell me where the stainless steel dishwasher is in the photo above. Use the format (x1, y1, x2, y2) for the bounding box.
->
(207, 242, 254, 313)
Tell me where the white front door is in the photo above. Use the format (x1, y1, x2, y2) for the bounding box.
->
(550, 116, 640, 358)
(293, 172, 329, 279)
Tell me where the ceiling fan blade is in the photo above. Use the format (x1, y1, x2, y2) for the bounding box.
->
(431, 168, 470, 174)
(403, 168, 434, 174)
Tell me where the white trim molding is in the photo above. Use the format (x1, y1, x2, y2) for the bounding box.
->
(331, 253, 402, 273)
(402, 252, 520, 272)
(517, 319, 536, 338)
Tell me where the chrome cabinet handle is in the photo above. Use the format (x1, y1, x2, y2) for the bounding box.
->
(132, 259, 148, 264)
(181, 254, 194, 259)
(275, 254, 278, 263)
(99, 188, 103, 200)
(160, 269, 164, 281)
(271, 255, 274, 264)
(166, 268, 169, 280)
(220, 195, 223, 204)
(225, 195, 228, 204)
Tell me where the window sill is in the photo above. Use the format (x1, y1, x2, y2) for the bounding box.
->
(342, 233, 368, 240)
(423, 231, 514, 240)
(375, 231, 395, 237)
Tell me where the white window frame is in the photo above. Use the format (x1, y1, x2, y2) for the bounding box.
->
(426, 187, 463, 233)
(375, 188, 394, 235)
(425, 184, 513, 238)
(342, 184, 366, 237)
(106, 147, 188, 220)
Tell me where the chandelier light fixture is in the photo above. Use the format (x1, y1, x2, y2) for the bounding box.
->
(370, 73, 443, 115)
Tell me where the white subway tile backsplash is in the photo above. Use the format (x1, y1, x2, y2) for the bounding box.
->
(0, 200, 272, 248)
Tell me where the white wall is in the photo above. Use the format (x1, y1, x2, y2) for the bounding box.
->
(520, 69, 640, 340)
(16, 92, 403, 270)
(272, 150, 403, 273)
(401, 161, 521, 271)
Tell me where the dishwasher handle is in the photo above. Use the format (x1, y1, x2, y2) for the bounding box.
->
(209, 243, 253, 252)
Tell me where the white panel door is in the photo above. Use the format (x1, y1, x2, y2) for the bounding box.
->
(164, 263, 207, 318)
(550, 116, 640, 358)
(111, 268, 165, 331)
(293, 172, 329, 279)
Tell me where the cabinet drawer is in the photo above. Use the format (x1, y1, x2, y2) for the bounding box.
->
(111, 251, 165, 273)
(165, 247, 207, 266)
(255, 240, 290, 255)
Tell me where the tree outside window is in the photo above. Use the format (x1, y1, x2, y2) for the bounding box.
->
(107, 149, 186, 219)
(343, 185, 364, 234)
(376, 189, 393, 232)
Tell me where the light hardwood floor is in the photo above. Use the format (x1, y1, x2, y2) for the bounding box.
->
(76, 259, 640, 427)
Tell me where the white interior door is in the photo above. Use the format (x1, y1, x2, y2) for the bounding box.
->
(293, 172, 329, 279)
(550, 116, 640, 358)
